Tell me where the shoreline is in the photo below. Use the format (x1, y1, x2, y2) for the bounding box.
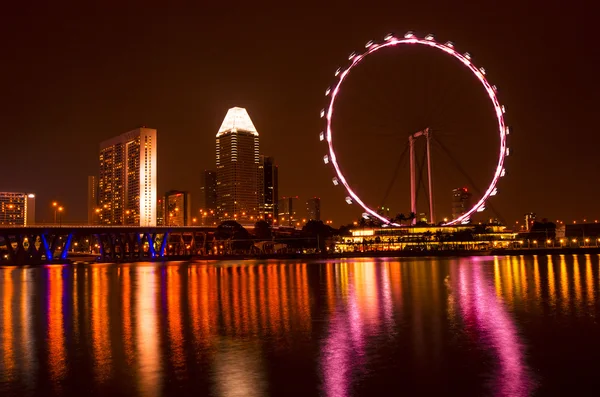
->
(5, 246, 600, 266)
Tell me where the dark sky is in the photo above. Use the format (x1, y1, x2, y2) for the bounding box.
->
(0, 1, 596, 226)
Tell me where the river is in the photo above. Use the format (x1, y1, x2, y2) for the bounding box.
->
(1, 255, 599, 396)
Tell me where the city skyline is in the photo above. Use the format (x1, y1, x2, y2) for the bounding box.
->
(0, 3, 595, 226)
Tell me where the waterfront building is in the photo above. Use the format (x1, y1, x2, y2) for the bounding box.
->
(260, 156, 278, 223)
(98, 127, 157, 226)
(306, 197, 321, 221)
(216, 107, 260, 223)
(165, 190, 192, 226)
(87, 176, 98, 225)
(335, 224, 517, 252)
(452, 187, 472, 220)
(201, 170, 217, 211)
(0, 192, 35, 226)
(278, 196, 300, 227)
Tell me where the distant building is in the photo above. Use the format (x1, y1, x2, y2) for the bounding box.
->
(98, 127, 157, 226)
(524, 212, 536, 232)
(278, 196, 299, 227)
(165, 190, 192, 226)
(87, 176, 98, 225)
(201, 170, 217, 211)
(216, 107, 260, 223)
(156, 197, 165, 226)
(260, 156, 278, 223)
(306, 197, 321, 221)
(452, 187, 472, 220)
(0, 192, 35, 226)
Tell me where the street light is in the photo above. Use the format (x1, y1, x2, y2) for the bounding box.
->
(58, 206, 64, 227)
(52, 201, 58, 224)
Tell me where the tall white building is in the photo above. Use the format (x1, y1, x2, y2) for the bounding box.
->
(98, 127, 157, 226)
(216, 107, 260, 223)
(0, 192, 35, 226)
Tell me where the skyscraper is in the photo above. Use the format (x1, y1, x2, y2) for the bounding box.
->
(156, 197, 165, 226)
(98, 127, 157, 226)
(165, 190, 192, 226)
(452, 187, 472, 220)
(201, 170, 217, 211)
(278, 196, 299, 227)
(260, 156, 278, 223)
(306, 197, 321, 221)
(0, 192, 35, 226)
(87, 176, 98, 225)
(216, 107, 260, 223)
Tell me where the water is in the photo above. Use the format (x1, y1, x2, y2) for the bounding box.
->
(1, 255, 600, 396)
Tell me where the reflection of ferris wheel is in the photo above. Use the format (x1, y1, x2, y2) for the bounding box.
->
(320, 32, 509, 226)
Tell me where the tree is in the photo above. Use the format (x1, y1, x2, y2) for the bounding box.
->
(254, 220, 272, 240)
(302, 220, 335, 252)
(216, 220, 253, 251)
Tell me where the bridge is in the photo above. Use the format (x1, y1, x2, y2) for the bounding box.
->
(0, 225, 218, 265)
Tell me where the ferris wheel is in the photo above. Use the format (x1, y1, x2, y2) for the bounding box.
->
(319, 32, 509, 226)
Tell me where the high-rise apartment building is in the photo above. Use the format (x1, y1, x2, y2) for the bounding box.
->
(452, 187, 472, 220)
(306, 197, 321, 221)
(87, 176, 98, 225)
(165, 190, 192, 226)
(525, 212, 537, 231)
(98, 127, 157, 226)
(216, 107, 260, 223)
(260, 156, 278, 223)
(278, 196, 299, 227)
(0, 192, 35, 226)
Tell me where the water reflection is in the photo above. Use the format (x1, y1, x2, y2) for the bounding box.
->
(1, 256, 600, 396)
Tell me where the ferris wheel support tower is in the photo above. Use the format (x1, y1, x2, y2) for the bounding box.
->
(409, 128, 435, 225)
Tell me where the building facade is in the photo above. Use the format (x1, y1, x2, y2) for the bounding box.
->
(165, 190, 192, 226)
(156, 197, 165, 226)
(260, 156, 278, 223)
(278, 196, 300, 227)
(452, 187, 472, 220)
(0, 192, 35, 226)
(216, 107, 260, 223)
(98, 127, 157, 226)
(306, 197, 321, 221)
(87, 176, 98, 225)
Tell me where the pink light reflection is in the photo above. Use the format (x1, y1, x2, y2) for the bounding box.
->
(455, 262, 534, 396)
(325, 37, 507, 226)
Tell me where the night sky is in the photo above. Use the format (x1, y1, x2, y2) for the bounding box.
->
(0, 1, 596, 226)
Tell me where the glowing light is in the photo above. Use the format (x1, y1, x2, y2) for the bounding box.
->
(27, 194, 35, 198)
(464, 52, 472, 60)
(320, 109, 325, 118)
(323, 155, 329, 164)
(365, 40, 374, 48)
(501, 105, 506, 113)
(479, 67, 486, 75)
(332, 177, 339, 186)
(425, 34, 435, 41)
(491, 188, 498, 196)
(506, 126, 510, 135)
(384, 33, 394, 41)
(319, 132, 325, 141)
(325, 87, 331, 96)
(348, 52, 357, 60)
(345, 197, 353, 204)
(217, 107, 258, 137)
(492, 85, 498, 92)
(322, 35, 508, 227)
(335, 67, 342, 76)
(506, 148, 510, 156)
(477, 206, 486, 212)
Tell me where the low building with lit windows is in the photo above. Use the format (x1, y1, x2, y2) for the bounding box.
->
(0, 192, 35, 226)
(335, 224, 518, 252)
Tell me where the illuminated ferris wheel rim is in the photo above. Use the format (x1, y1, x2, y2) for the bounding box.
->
(321, 32, 509, 226)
